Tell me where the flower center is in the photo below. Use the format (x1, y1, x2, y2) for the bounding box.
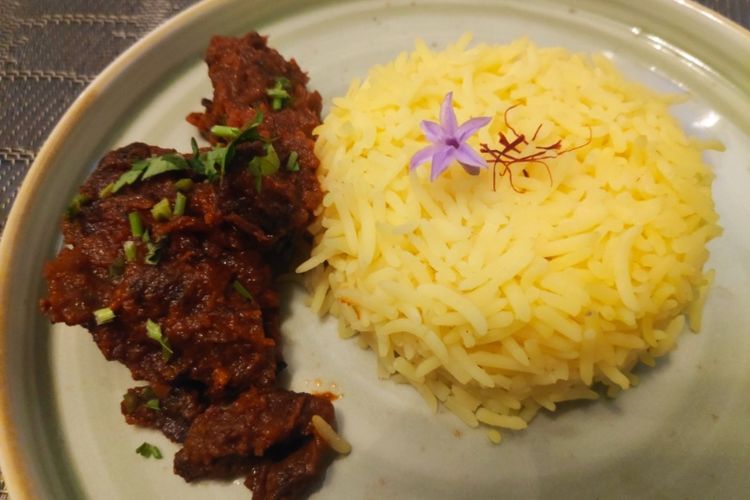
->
(446, 137, 460, 148)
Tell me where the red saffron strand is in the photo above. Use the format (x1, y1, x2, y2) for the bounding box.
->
(503, 104, 523, 140)
(531, 123, 543, 141)
(481, 105, 592, 192)
(536, 139, 562, 151)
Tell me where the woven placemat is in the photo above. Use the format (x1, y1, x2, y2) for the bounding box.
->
(0, 1, 748, 498)
(0, 0, 200, 239)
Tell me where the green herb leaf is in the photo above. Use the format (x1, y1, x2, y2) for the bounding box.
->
(187, 138, 204, 174)
(266, 77, 291, 110)
(173, 192, 187, 217)
(99, 182, 115, 199)
(132, 159, 150, 172)
(108, 256, 125, 279)
(123, 240, 137, 263)
(145, 398, 161, 411)
(144, 241, 162, 266)
(142, 154, 188, 180)
(210, 125, 242, 140)
(112, 169, 144, 194)
(146, 319, 173, 361)
(66, 193, 90, 219)
(202, 146, 226, 181)
(150, 198, 172, 222)
(94, 307, 115, 325)
(87, 116, 266, 210)
(286, 151, 300, 172)
(174, 178, 194, 191)
(223, 113, 265, 177)
(112, 154, 188, 195)
(128, 212, 144, 238)
(135, 442, 163, 459)
(232, 280, 254, 301)
(248, 143, 280, 192)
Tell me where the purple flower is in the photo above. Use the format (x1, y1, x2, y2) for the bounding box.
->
(409, 92, 491, 181)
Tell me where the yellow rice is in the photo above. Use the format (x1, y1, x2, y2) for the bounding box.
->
(297, 35, 722, 441)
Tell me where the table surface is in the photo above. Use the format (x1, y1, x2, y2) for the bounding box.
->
(0, 0, 748, 498)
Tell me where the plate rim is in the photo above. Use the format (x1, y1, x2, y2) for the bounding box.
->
(1, 0, 749, 498)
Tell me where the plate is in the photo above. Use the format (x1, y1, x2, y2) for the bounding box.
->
(2, 0, 750, 498)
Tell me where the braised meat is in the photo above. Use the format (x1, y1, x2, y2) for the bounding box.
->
(187, 32, 323, 252)
(40, 33, 339, 500)
(42, 143, 280, 398)
(174, 387, 335, 492)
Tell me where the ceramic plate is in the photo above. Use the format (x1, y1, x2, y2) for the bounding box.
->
(2, 0, 750, 498)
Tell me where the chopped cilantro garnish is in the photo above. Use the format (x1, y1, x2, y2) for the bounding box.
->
(66, 193, 90, 219)
(187, 137, 205, 176)
(94, 307, 115, 325)
(69, 114, 271, 228)
(99, 182, 115, 199)
(232, 280, 254, 301)
(222, 113, 264, 179)
(203, 146, 226, 181)
(173, 192, 187, 216)
(111, 168, 143, 194)
(145, 398, 160, 411)
(150, 198, 172, 222)
(141, 154, 187, 180)
(135, 442, 162, 459)
(146, 319, 173, 361)
(111, 155, 187, 196)
(123, 240, 137, 262)
(189, 114, 266, 182)
(144, 241, 162, 266)
(128, 212, 143, 238)
(286, 151, 300, 172)
(108, 256, 125, 279)
(210, 125, 241, 140)
(174, 178, 193, 191)
(248, 143, 280, 192)
(266, 77, 291, 110)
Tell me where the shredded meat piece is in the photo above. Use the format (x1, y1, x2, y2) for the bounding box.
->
(122, 384, 207, 443)
(174, 388, 334, 488)
(40, 33, 337, 500)
(187, 32, 323, 255)
(42, 144, 280, 399)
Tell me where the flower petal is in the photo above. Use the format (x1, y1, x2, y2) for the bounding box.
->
(410, 144, 439, 170)
(430, 146, 455, 181)
(440, 92, 458, 134)
(456, 116, 491, 142)
(420, 120, 445, 143)
(455, 143, 487, 169)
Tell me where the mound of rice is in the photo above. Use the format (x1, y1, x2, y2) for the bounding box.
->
(297, 35, 721, 443)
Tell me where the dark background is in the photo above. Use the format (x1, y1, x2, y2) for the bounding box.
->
(0, 0, 748, 494)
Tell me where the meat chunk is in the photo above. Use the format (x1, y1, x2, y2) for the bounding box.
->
(40, 32, 341, 500)
(186, 32, 322, 142)
(121, 384, 207, 443)
(187, 32, 323, 252)
(174, 388, 335, 498)
(41, 143, 280, 398)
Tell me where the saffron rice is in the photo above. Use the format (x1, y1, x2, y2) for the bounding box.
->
(298, 35, 721, 442)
